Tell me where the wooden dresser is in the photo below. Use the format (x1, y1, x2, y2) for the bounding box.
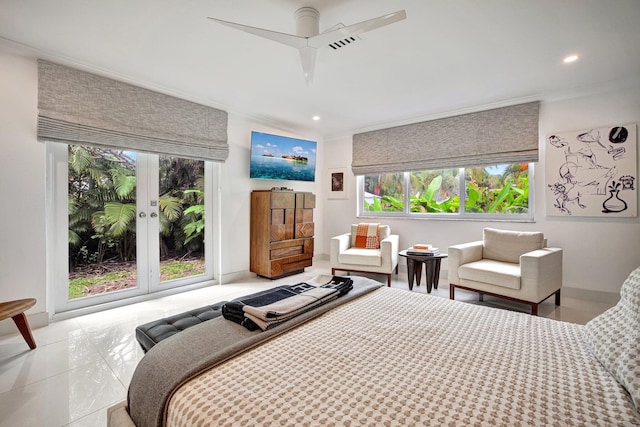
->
(250, 190, 315, 279)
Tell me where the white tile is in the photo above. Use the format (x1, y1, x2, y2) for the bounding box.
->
(85, 322, 145, 388)
(0, 338, 33, 359)
(0, 318, 85, 351)
(64, 408, 107, 427)
(0, 333, 99, 394)
(74, 305, 165, 334)
(0, 360, 126, 427)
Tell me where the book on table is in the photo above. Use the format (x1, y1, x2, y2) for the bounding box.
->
(406, 247, 440, 256)
(412, 243, 432, 250)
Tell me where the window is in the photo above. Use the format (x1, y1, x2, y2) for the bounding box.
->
(359, 163, 533, 220)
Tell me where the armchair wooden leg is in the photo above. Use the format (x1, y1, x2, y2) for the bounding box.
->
(531, 303, 538, 316)
(450, 285, 455, 300)
(386, 274, 391, 287)
(331, 268, 336, 275)
(555, 289, 561, 306)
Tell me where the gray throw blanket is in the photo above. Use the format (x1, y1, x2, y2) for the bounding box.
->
(222, 276, 353, 330)
(127, 276, 382, 427)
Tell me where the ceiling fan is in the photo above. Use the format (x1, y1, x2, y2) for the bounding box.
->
(208, 7, 407, 85)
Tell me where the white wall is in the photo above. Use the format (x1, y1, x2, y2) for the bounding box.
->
(321, 82, 640, 298)
(0, 49, 48, 327)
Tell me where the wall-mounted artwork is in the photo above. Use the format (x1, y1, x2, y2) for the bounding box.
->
(545, 124, 637, 217)
(328, 167, 348, 199)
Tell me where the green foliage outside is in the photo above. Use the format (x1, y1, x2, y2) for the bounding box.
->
(464, 164, 529, 214)
(68, 146, 206, 298)
(68, 259, 205, 299)
(363, 164, 529, 214)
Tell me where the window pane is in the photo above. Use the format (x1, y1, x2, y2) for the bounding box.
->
(409, 169, 460, 213)
(363, 173, 405, 212)
(68, 145, 137, 299)
(158, 156, 206, 283)
(464, 163, 529, 214)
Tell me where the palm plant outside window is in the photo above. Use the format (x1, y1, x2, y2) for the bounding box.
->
(67, 145, 207, 299)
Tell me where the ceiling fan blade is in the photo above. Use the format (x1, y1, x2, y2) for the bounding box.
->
(298, 47, 318, 86)
(207, 17, 306, 49)
(308, 10, 406, 48)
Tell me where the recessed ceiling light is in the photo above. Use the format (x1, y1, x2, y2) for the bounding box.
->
(312, 115, 321, 121)
(563, 55, 579, 63)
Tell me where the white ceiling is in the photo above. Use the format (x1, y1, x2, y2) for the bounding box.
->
(2, 0, 640, 139)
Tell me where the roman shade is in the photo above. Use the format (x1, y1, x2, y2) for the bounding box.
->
(37, 60, 229, 162)
(352, 101, 539, 175)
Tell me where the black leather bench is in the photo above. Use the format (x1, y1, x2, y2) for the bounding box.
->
(135, 301, 227, 352)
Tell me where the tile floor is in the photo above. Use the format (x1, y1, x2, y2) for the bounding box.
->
(0, 260, 616, 426)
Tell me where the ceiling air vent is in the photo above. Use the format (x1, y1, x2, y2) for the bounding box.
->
(328, 36, 358, 50)
(325, 22, 362, 50)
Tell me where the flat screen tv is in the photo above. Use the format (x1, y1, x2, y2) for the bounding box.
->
(250, 131, 317, 182)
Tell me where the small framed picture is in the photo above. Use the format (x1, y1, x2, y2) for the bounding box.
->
(328, 167, 348, 199)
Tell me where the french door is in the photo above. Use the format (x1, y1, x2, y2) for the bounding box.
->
(47, 143, 217, 314)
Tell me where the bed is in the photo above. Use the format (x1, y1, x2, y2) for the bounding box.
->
(109, 269, 640, 426)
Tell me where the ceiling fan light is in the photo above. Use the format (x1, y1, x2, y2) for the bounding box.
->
(563, 55, 579, 63)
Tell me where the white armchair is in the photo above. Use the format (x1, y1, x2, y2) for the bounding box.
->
(330, 224, 399, 286)
(448, 228, 563, 315)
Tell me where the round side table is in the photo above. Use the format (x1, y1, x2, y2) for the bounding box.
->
(398, 250, 448, 293)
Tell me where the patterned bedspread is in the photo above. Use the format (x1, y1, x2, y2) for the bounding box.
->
(166, 287, 640, 426)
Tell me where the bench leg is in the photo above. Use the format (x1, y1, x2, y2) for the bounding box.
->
(12, 312, 37, 349)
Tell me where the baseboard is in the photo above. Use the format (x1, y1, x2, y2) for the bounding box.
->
(561, 286, 620, 305)
(220, 269, 254, 284)
(0, 311, 49, 339)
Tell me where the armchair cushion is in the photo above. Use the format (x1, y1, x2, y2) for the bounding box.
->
(458, 259, 521, 290)
(338, 248, 383, 267)
(483, 228, 544, 264)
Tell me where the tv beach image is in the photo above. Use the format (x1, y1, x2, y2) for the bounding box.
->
(250, 131, 317, 181)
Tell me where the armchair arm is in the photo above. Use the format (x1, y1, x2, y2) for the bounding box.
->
(447, 240, 483, 284)
(330, 233, 351, 265)
(380, 234, 400, 272)
(520, 247, 563, 301)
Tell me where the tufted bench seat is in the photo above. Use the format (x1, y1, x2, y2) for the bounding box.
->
(135, 301, 227, 352)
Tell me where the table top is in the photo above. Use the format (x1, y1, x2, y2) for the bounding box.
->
(398, 249, 447, 259)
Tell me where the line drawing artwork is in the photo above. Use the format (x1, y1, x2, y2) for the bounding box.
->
(545, 124, 637, 217)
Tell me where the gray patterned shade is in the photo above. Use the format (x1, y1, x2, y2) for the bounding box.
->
(352, 101, 539, 175)
(37, 60, 228, 162)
